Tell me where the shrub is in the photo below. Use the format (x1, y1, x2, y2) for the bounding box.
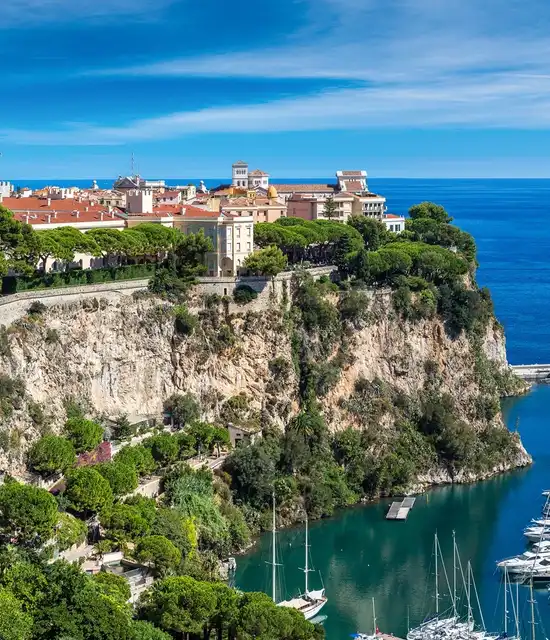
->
(233, 285, 258, 305)
(173, 305, 197, 336)
(134, 535, 182, 576)
(65, 467, 113, 514)
(164, 393, 200, 429)
(28, 301, 47, 316)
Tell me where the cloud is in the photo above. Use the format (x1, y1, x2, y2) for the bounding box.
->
(4, 73, 550, 146)
(0, 0, 178, 26)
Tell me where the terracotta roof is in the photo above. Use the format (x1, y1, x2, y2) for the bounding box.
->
(272, 184, 336, 193)
(249, 169, 269, 176)
(157, 191, 180, 198)
(2, 196, 107, 214)
(341, 171, 364, 176)
(341, 181, 364, 192)
(12, 210, 123, 225)
(385, 213, 405, 219)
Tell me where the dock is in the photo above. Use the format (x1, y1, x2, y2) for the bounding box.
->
(511, 364, 550, 381)
(386, 497, 416, 520)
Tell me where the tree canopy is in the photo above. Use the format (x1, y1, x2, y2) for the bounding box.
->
(28, 435, 76, 476)
(65, 467, 113, 514)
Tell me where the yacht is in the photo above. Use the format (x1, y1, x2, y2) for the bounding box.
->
(497, 549, 550, 572)
(269, 495, 327, 621)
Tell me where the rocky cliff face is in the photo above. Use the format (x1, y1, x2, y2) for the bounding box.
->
(0, 288, 530, 478)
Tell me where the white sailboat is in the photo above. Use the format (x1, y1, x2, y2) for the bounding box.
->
(351, 598, 381, 640)
(270, 494, 328, 621)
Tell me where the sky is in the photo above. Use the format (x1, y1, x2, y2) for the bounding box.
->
(3, 0, 550, 179)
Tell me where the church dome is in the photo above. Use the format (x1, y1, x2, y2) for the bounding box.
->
(267, 185, 278, 199)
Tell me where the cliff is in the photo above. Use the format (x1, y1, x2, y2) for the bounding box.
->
(0, 282, 530, 480)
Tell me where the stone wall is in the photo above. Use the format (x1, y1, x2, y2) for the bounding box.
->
(0, 267, 337, 326)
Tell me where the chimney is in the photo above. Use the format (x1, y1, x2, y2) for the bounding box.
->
(53, 211, 57, 219)
(111, 211, 115, 218)
(85, 206, 89, 212)
(0, 194, 3, 204)
(46, 214, 51, 224)
(25, 213, 29, 223)
(100, 211, 104, 221)
(47, 197, 51, 207)
(75, 211, 80, 219)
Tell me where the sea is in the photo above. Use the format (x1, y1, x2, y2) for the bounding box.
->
(14, 177, 550, 638)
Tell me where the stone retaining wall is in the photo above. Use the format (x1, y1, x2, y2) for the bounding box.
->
(0, 267, 337, 326)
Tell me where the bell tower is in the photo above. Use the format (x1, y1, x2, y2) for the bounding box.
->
(232, 161, 248, 188)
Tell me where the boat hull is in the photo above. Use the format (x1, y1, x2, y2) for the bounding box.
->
(303, 597, 328, 620)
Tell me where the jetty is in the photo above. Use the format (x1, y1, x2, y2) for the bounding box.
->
(511, 364, 550, 381)
(386, 497, 416, 520)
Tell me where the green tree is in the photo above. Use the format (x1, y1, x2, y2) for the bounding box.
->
(348, 215, 389, 250)
(65, 417, 104, 454)
(151, 508, 197, 558)
(244, 246, 288, 276)
(28, 435, 76, 475)
(93, 571, 132, 604)
(409, 201, 453, 223)
(65, 467, 113, 514)
(0, 482, 58, 546)
(135, 535, 182, 576)
(130, 620, 172, 640)
(55, 512, 88, 551)
(163, 393, 200, 429)
(0, 559, 47, 617)
(138, 576, 217, 637)
(96, 461, 139, 497)
(115, 444, 156, 477)
(322, 196, 338, 220)
(101, 504, 151, 543)
(211, 426, 231, 457)
(0, 587, 33, 640)
(143, 434, 179, 467)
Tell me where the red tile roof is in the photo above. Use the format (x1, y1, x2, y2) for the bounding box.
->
(273, 184, 336, 193)
(385, 213, 404, 219)
(341, 171, 364, 176)
(2, 196, 106, 214)
(157, 191, 180, 198)
(11, 209, 121, 226)
(341, 181, 364, 192)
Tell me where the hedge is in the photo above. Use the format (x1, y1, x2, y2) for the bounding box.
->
(2, 264, 156, 294)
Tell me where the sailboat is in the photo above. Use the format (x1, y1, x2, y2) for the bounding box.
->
(269, 494, 328, 620)
(351, 598, 383, 640)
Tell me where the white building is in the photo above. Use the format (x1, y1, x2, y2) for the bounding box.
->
(0, 182, 13, 199)
(382, 214, 406, 233)
(231, 161, 269, 190)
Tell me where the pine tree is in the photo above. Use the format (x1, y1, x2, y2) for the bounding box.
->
(322, 196, 338, 219)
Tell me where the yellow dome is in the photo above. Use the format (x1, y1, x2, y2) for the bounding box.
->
(267, 185, 278, 199)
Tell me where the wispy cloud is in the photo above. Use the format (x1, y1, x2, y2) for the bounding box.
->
(6, 0, 550, 141)
(4, 73, 550, 146)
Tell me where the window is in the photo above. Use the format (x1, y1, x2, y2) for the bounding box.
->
(237, 243, 241, 251)
(247, 226, 252, 237)
(236, 227, 241, 238)
(228, 242, 232, 251)
(247, 242, 251, 250)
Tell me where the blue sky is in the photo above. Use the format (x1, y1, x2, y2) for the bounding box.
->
(3, 0, 550, 179)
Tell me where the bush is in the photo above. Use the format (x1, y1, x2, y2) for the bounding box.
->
(163, 393, 200, 429)
(28, 301, 47, 316)
(134, 535, 182, 576)
(2, 264, 156, 294)
(114, 445, 156, 477)
(173, 305, 197, 336)
(0, 375, 25, 418)
(233, 285, 258, 305)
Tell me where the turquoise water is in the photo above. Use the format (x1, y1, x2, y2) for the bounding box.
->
(235, 387, 550, 639)
(234, 178, 550, 638)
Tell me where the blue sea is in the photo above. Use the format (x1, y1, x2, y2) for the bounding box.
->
(14, 177, 549, 364)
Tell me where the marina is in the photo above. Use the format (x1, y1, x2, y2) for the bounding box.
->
(236, 385, 550, 639)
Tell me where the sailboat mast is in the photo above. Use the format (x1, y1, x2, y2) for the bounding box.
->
(272, 492, 276, 603)
(452, 530, 457, 618)
(504, 566, 508, 635)
(305, 515, 309, 595)
(467, 561, 473, 629)
(435, 532, 439, 615)
(516, 580, 520, 640)
(529, 579, 536, 640)
(372, 597, 377, 636)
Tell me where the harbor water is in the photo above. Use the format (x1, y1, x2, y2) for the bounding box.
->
(235, 179, 550, 638)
